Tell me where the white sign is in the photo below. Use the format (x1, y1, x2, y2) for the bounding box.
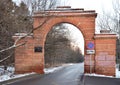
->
(86, 50, 95, 54)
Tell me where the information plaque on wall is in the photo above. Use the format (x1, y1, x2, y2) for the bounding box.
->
(34, 46, 42, 52)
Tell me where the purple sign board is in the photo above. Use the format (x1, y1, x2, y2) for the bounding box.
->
(87, 41, 94, 50)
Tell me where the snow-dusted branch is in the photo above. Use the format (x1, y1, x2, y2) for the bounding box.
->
(0, 52, 13, 63)
(0, 16, 51, 53)
(0, 42, 26, 53)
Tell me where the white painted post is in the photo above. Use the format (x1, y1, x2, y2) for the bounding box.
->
(90, 54, 92, 74)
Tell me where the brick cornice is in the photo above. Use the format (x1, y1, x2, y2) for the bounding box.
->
(33, 8, 97, 18)
(33, 13, 97, 18)
(94, 34, 117, 39)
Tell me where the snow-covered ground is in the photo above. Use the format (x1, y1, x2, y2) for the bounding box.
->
(0, 66, 35, 82)
(85, 73, 113, 78)
(85, 64, 120, 78)
(116, 64, 120, 78)
(0, 66, 14, 82)
(0, 63, 120, 82)
(44, 63, 74, 74)
(44, 66, 64, 74)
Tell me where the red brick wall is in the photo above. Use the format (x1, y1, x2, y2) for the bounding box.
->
(13, 35, 44, 74)
(95, 34, 117, 76)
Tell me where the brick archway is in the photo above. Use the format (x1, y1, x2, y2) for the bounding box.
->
(33, 7, 96, 74)
(13, 6, 117, 76)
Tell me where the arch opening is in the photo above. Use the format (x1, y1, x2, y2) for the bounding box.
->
(44, 23, 85, 69)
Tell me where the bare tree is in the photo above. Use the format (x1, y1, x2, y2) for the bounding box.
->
(0, 0, 60, 69)
(97, 12, 116, 32)
(112, 0, 120, 36)
(21, 0, 58, 15)
(0, 0, 32, 70)
(97, 0, 120, 35)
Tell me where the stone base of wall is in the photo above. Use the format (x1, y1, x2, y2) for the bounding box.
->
(95, 53, 116, 76)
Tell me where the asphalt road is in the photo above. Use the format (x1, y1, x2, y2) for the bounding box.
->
(2, 63, 120, 85)
(85, 76, 120, 85)
(2, 63, 84, 85)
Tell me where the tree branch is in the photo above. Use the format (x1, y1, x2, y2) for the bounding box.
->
(0, 52, 13, 63)
(0, 14, 51, 53)
(0, 42, 26, 53)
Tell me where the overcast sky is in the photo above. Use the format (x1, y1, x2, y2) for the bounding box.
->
(59, 0, 114, 14)
(13, 0, 113, 14)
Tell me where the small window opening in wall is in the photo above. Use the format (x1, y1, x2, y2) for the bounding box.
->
(34, 46, 42, 52)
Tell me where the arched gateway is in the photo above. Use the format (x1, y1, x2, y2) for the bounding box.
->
(13, 6, 117, 76)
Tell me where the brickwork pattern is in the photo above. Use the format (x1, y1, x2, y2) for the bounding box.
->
(95, 34, 117, 76)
